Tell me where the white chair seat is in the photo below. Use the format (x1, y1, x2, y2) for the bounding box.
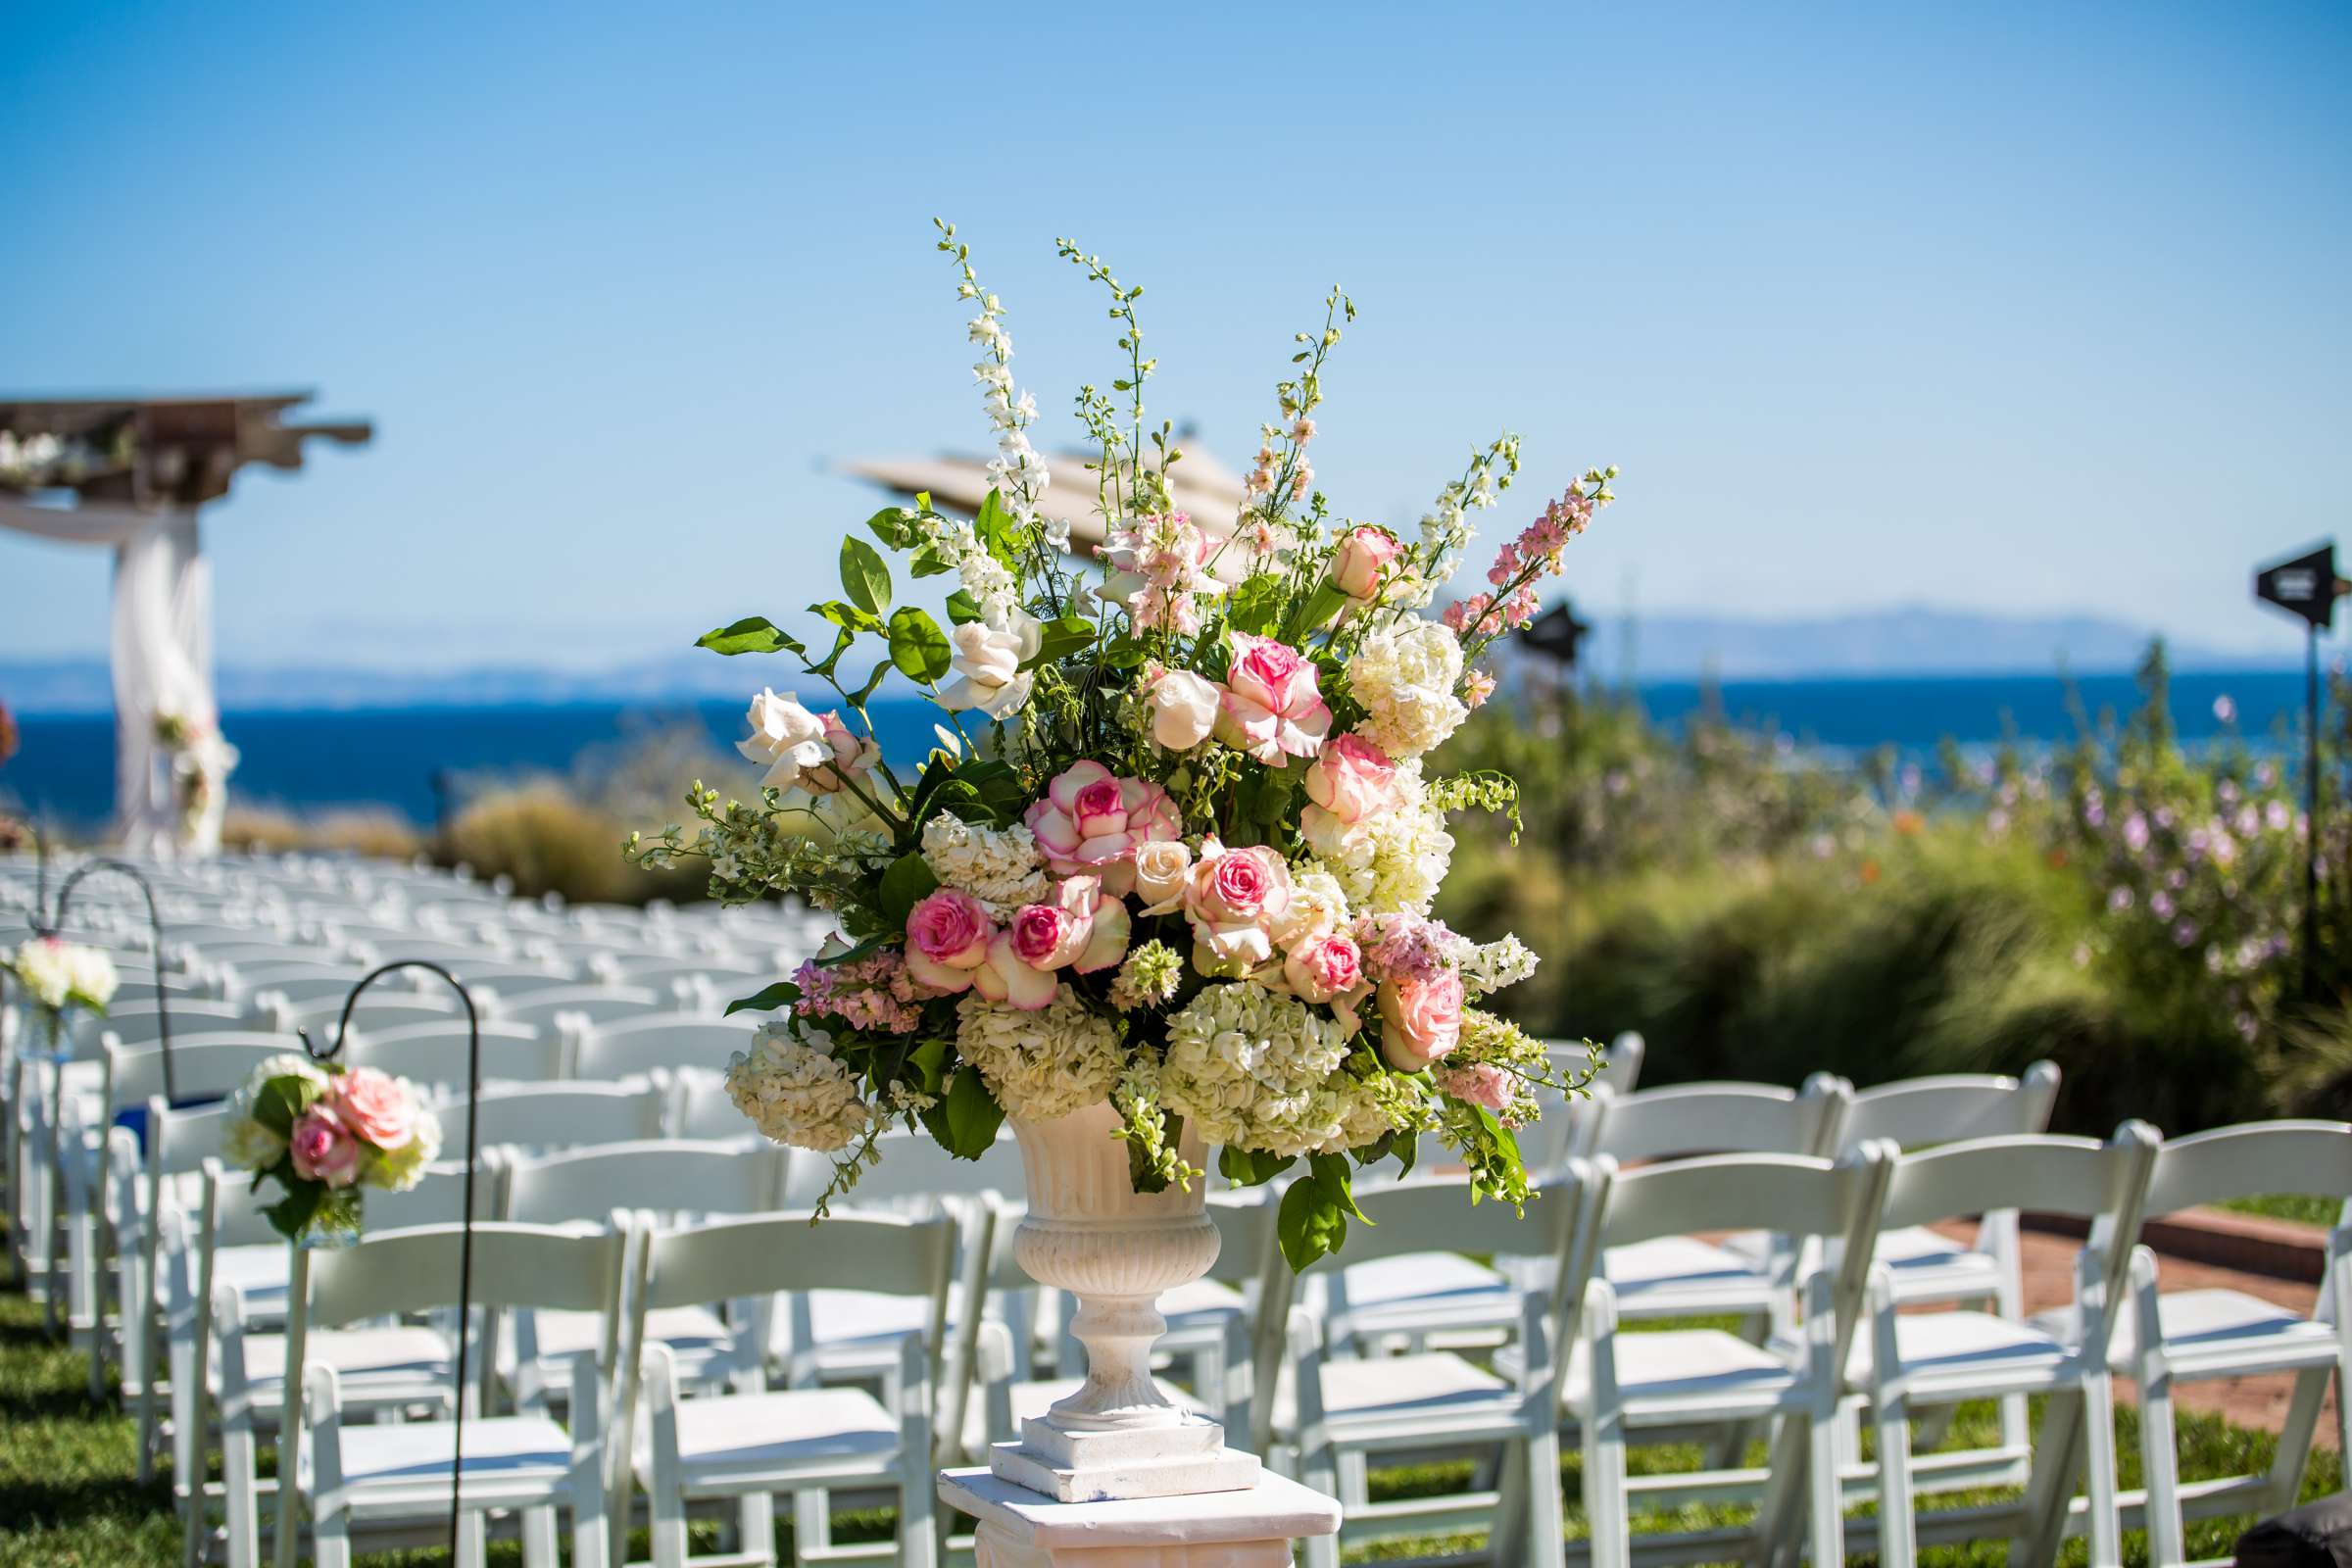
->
(535, 1303, 729, 1360)
(1498, 1327, 1801, 1411)
(1601, 1235, 1775, 1313)
(2032, 1287, 2332, 1372)
(1161, 1276, 1246, 1324)
(316, 1414, 574, 1510)
(1276, 1350, 1505, 1434)
(656, 1387, 902, 1484)
(214, 1243, 292, 1312)
(1321, 1251, 1513, 1340)
(1838, 1309, 2070, 1388)
(237, 1325, 453, 1391)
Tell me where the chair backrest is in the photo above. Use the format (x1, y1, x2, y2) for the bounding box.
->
(223, 965, 368, 1005)
(639, 1208, 956, 1311)
(572, 1013, 759, 1080)
(275, 994, 462, 1040)
(1296, 1171, 1581, 1273)
(104, 1036, 298, 1111)
(821, 1129, 1026, 1208)
(1597, 1032, 1645, 1096)
(90, 998, 255, 1051)
(297, 1220, 629, 1329)
(503, 1138, 781, 1226)
(665, 1068, 749, 1141)
(345, 1022, 562, 1090)
(1584, 1074, 1850, 1163)
(441, 1082, 670, 1153)
(1837, 1061, 2061, 1152)
(2144, 1120, 2352, 1221)
(494, 985, 666, 1030)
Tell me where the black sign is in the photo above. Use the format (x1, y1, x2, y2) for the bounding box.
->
(2254, 542, 2345, 631)
(1520, 601, 1591, 667)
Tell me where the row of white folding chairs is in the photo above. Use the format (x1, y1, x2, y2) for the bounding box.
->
(1268, 1117, 2352, 1568)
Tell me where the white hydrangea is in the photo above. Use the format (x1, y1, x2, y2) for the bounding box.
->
(920, 811, 1053, 920)
(5, 938, 119, 1012)
(1297, 760, 1454, 917)
(956, 988, 1123, 1122)
(1281, 863, 1353, 941)
(1461, 934, 1540, 997)
(1159, 983, 1392, 1158)
(220, 1053, 333, 1169)
(725, 1023, 874, 1152)
(1348, 620, 1469, 759)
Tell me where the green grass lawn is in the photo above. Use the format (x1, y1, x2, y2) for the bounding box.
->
(2220, 1195, 2343, 1228)
(1, 1284, 2337, 1567)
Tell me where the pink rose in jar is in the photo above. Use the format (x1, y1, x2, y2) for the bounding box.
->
(329, 1067, 416, 1149)
(1184, 839, 1293, 967)
(971, 931, 1057, 1010)
(1300, 733, 1398, 852)
(1329, 526, 1403, 601)
(289, 1104, 364, 1189)
(1283, 931, 1363, 1005)
(1024, 761, 1181, 895)
(802, 711, 881, 795)
(904, 889, 997, 994)
(1213, 633, 1332, 763)
(1377, 969, 1465, 1071)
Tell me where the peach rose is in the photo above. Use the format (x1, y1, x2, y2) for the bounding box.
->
(1329, 526, 1403, 601)
(1283, 932, 1364, 1005)
(1377, 969, 1464, 1071)
(329, 1067, 417, 1149)
(1300, 733, 1398, 852)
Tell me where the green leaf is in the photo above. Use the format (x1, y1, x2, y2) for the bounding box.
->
(936, 1069, 1006, 1158)
(887, 607, 954, 682)
(1217, 1145, 1297, 1187)
(850, 660, 892, 707)
(266, 1180, 326, 1242)
(696, 615, 804, 657)
(814, 931, 894, 968)
(973, 489, 1019, 564)
(809, 624, 857, 679)
(877, 852, 941, 924)
(908, 542, 953, 579)
(841, 537, 893, 617)
(944, 589, 984, 624)
(1309, 1152, 1373, 1225)
(810, 600, 883, 634)
(1021, 613, 1098, 671)
(252, 1073, 322, 1138)
(1101, 638, 1149, 668)
(1284, 581, 1349, 640)
(864, 506, 916, 549)
(1226, 577, 1285, 636)
(723, 980, 802, 1017)
(1278, 1174, 1348, 1270)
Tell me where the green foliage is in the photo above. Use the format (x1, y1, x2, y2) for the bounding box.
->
(886, 607, 952, 682)
(725, 980, 802, 1017)
(838, 536, 893, 617)
(695, 615, 803, 657)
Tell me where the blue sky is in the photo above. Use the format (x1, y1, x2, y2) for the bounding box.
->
(2, 1, 2346, 672)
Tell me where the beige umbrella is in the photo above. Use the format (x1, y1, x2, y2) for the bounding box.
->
(842, 443, 1250, 560)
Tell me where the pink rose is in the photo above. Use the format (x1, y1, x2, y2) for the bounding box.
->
(1300, 733, 1398, 851)
(802, 711, 881, 795)
(971, 931, 1057, 1010)
(290, 1104, 364, 1189)
(1011, 877, 1099, 970)
(1329, 526, 1403, 601)
(329, 1067, 416, 1148)
(1283, 932, 1363, 1004)
(904, 889, 996, 994)
(1439, 1061, 1514, 1115)
(1024, 762, 1182, 896)
(1184, 839, 1292, 967)
(1213, 633, 1332, 764)
(1377, 969, 1464, 1071)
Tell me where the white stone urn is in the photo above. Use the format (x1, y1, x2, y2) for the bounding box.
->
(990, 1100, 1260, 1503)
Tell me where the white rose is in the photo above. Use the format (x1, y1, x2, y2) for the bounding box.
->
(1143, 668, 1220, 752)
(1133, 839, 1194, 913)
(940, 613, 1042, 719)
(736, 688, 831, 790)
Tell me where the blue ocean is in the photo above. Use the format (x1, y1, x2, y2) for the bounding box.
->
(0, 669, 2313, 829)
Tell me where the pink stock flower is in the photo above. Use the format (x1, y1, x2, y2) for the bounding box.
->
(1213, 633, 1331, 763)
(289, 1104, 364, 1189)
(1378, 969, 1464, 1071)
(329, 1068, 417, 1149)
(1355, 911, 1462, 985)
(904, 889, 996, 994)
(1300, 733, 1398, 851)
(1329, 526, 1402, 601)
(1024, 761, 1181, 896)
(1184, 839, 1292, 968)
(795, 947, 925, 1032)
(801, 711, 881, 795)
(1464, 669, 1497, 710)
(1438, 1060, 1516, 1117)
(1283, 931, 1364, 1004)
(971, 931, 1057, 1009)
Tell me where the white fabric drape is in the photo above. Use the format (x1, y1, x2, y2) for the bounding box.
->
(0, 496, 221, 855)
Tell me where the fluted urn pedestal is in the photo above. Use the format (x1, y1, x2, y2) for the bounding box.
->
(940, 1101, 1341, 1565)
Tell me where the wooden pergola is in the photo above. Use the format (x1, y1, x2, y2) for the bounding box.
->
(0, 394, 371, 852)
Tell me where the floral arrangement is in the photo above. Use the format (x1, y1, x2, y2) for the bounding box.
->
(223, 1054, 441, 1241)
(1, 934, 120, 1019)
(633, 221, 1613, 1264)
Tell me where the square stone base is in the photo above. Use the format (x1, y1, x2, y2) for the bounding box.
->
(940, 1466, 1342, 1567)
(990, 1412, 1260, 1502)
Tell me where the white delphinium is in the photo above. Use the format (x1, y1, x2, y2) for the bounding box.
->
(942, 220, 1054, 549)
(1159, 983, 1390, 1158)
(955, 988, 1122, 1122)
(725, 1023, 873, 1152)
(1411, 433, 1522, 591)
(1460, 935, 1540, 998)
(919, 811, 1052, 919)
(911, 512, 1022, 629)
(1348, 620, 1469, 759)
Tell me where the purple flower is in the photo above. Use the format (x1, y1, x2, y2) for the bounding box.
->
(2107, 886, 2134, 913)
(2123, 812, 2150, 853)
(2267, 801, 2292, 833)
(2213, 694, 2236, 725)
(2151, 891, 2175, 918)
(2174, 920, 2200, 948)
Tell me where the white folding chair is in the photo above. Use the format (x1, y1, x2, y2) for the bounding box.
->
(439, 1081, 670, 1155)
(272, 1221, 630, 1568)
(625, 1209, 956, 1568)
(1569, 1147, 1890, 1568)
(344, 1020, 561, 1091)
(569, 1012, 759, 1081)
(2047, 1121, 2352, 1566)
(1850, 1124, 2157, 1568)
(495, 985, 670, 1031)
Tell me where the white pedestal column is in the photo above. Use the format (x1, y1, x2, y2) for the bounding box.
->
(940, 1466, 1342, 1567)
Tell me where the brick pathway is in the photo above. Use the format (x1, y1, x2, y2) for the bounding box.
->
(1933, 1220, 2339, 1447)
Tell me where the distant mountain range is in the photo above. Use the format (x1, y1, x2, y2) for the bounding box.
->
(0, 608, 2300, 713)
